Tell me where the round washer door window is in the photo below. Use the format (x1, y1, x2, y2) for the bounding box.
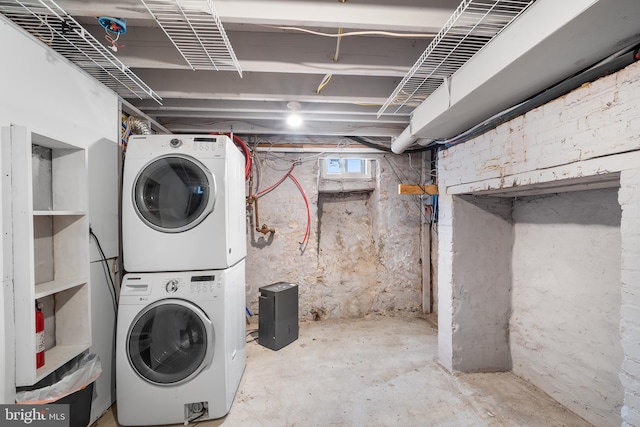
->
(133, 154, 216, 233)
(127, 299, 214, 385)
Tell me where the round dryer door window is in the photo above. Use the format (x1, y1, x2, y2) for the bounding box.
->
(127, 300, 214, 385)
(133, 154, 216, 232)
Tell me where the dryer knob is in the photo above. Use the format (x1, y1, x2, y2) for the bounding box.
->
(165, 280, 178, 293)
(169, 138, 182, 148)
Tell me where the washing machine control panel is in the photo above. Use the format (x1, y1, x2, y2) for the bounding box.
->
(158, 274, 223, 300)
(159, 276, 223, 299)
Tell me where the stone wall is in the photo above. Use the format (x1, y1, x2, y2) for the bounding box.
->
(246, 151, 425, 321)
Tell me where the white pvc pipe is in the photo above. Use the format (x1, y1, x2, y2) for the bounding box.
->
(391, 125, 417, 154)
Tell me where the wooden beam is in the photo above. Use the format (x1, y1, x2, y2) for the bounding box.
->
(398, 184, 438, 195)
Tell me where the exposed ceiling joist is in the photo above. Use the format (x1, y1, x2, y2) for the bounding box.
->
(54, 0, 456, 32)
(4, 0, 639, 150)
(391, 0, 640, 153)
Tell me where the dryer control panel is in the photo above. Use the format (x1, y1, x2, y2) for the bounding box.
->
(126, 134, 233, 159)
(192, 137, 224, 155)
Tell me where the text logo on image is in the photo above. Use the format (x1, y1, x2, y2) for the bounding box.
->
(0, 405, 69, 427)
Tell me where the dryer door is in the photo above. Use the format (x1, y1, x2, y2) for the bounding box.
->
(133, 154, 216, 233)
(127, 299, 214, 385)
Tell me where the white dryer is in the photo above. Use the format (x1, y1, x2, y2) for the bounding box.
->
(116, 261, 246, 426)
(122, 134, 246, 273)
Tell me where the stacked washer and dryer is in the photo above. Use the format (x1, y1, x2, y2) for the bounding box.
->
(116, 135, 247, 426)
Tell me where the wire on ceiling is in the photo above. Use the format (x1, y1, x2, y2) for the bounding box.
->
(104, 32, 124, 51)
(257, 25, 436, 38)
(419, 44, 640, 151)
(316, 27, 343, 94)
(316, 74, 333, 94)
(334, 27, 343, 61)
(35, 15, 54, 44)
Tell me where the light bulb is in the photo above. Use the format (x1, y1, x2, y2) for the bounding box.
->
(286, 113, 303, 127)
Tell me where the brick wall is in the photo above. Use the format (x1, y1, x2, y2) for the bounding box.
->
(437, 60, 640, 425)
(439, 62, 640, 195)
(620, 169, 640, 426)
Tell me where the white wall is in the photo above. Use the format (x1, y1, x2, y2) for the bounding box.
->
(619, 169, 640, 427)
(0, 129, 14, 404)
(450, 195, 513, 372)
(511, 189, 623, 426)
(0, 16, 119, 423)
(437, 60, 640, 425)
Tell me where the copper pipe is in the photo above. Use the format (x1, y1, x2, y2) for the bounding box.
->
(250, 194, 275, 235)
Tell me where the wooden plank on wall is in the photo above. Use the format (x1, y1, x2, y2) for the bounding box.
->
(398, 184, 438, 195)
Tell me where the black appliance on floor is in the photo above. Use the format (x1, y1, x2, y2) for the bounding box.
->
(258, 282, 299, 350)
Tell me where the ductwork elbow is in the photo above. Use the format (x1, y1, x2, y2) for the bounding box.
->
(391, 125, 418, 154)
(128, 116, 153, 135)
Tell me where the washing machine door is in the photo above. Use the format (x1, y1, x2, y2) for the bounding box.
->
(133, 154, 216, 233)
(127, 299, 214, 385)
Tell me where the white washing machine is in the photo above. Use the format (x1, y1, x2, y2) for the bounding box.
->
(122, 134, 246, 273)
(116, 261, 246, 426)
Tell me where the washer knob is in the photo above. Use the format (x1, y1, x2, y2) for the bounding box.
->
(165, 279, 178, 293)
(169, 138, 182, 148)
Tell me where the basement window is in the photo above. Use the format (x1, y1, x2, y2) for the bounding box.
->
(322, 158, 370, 179)
(318, 157, 376, 193)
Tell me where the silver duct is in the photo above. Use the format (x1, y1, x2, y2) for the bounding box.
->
(127, 116, 152, 135)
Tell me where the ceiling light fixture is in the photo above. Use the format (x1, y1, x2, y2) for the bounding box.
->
(286, 101, 303, 128)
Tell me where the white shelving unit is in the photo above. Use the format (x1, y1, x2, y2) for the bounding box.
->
(3, 125, 90, 387)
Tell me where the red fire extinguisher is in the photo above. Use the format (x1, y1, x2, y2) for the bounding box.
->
(35, 302, 45, 369)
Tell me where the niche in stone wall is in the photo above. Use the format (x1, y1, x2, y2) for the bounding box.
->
(316, 191, 378, 318)
(312, 157, 379, 318)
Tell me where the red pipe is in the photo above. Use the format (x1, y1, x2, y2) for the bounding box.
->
(252, 162, 310, 248)
(288, 173, 310, 247)
(256, 163, 296, 198)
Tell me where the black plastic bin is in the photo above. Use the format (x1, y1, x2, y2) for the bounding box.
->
(55, 382, 94, 427)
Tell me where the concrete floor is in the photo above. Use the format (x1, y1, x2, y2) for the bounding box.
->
(93, 316, 592, 427)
